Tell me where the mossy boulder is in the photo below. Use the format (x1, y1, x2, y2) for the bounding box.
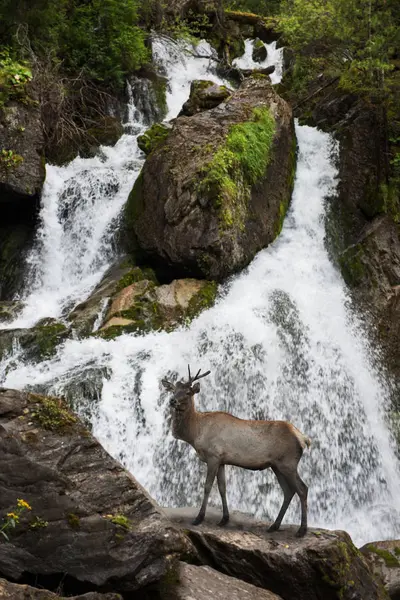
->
(180, 81, 232, 117)
(137, 123, 171, 156)
(0, 319, 69, 363)
(0, 388, 195, 593)
(252, 38, 267, 63)
(97, 277, 217, 338)
(125, 76, 295, 281)
(166, 507, 388, 600)
(360, 540, 400, 599)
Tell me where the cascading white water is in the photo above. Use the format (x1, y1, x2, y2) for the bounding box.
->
(233, 39, 283, 84)
(1, 38, 399, 546)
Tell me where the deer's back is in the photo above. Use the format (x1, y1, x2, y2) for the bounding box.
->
(194, 412, 304, 469)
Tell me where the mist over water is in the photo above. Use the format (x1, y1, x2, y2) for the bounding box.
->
(1, 38, 399, 546)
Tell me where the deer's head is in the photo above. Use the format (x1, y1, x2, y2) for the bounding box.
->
(162, 365, 211, 410)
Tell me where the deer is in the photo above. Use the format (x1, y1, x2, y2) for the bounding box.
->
(162, 366, 311, 537)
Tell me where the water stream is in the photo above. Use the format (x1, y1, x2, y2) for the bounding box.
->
(1, 38, 399, 546)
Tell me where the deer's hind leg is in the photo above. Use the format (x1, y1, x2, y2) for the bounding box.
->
(274, 463, 308, 537)
(217, 465, 229, 526)
(268, 466, 295, 533)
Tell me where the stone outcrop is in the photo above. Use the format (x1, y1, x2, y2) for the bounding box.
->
(0, 95, 45, 300)
(126, 76, 295, 281)
(179, 81, 232, 117)
(0, 388, 195, 595)
(165, 507, 388, 600)
(360, 540, 400, 600)
(174, 563, 283, 599)
(253, 38, 268, 62)
(0, 319, 69, 363)
(0, 579, 122, 600)
(98, 269, 217, 338)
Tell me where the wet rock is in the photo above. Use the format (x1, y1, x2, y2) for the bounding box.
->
(0, 578, 122, 600)
(253, 38, 267, 63)
(99, 277, 217, 338)
(179, 80, 232, 117)
(129, 69, 168, 124)
(0, 319, 69, 362)
(126, 76, 296, 281)
(165, 507, 388, 600)
(0, 388, 195, 594)
(241, 65, 275, 77)
(360, 540, 400, 600)
(0, 300, 24, 323)
(68, 259, 134, 336)
(174, 562, 283, 599)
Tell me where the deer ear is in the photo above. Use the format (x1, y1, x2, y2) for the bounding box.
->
(192, 382, 200, 394)
(162, 379, 175, 392)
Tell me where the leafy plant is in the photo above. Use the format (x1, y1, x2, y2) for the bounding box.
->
(1, 498, 32, 541)
(0, 149, 24, 169)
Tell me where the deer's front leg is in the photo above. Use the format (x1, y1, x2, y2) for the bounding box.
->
(192, 460, 219, 526)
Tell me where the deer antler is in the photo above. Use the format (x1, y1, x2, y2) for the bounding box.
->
(187, 364, 211, 384)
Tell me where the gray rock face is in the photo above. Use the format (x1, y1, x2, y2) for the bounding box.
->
(0, 389, 195, 594)
(179, 80, 232, 117)
(0, 97, 45, 300)
(360, 540, 400, 600)
(175, 563, 283, 599)
(0, 579, 122, 600)
(165, 507, 388, 600)
(126, 76, 295, 281)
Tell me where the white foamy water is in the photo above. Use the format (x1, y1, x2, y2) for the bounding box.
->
(234, 39, 283, 84)
(1, 39, 399, 546)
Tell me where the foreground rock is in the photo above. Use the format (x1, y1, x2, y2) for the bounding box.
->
(126, 76, 295, 281)
(165, 507, 388, 600)
(360, 540, 400, 599)
(175, 563, 282, 599)
(0, 579, 121, 600)
(0, 389, 195, 595)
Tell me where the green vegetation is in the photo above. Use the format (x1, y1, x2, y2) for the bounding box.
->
(30, 395, 78, 432)
(0, 49, 32, 107)
(67, 513, 81, 529)
(186, 281, 218, 321)
(0, 149, 24, 170)
(137, 123, 170, 156)
(30, 516, 49, 529)
(105, 513, 131, 529)
(339, 245, 366, 287)
(116, 266, 158, 291)
(33, 322, 68, 359)
(0, 0, 149, 89)
(226, 1, 281, 16)
(279, 0, 399, 102)
(200, 106, 276, 228)
(365, 544, 400, 568)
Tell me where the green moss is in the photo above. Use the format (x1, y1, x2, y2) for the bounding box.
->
(339, 244, 366, 287)
(186, 281, 218, 321)
(275, 134, 297, 237)
(152, 77, 168, 121)
(380, 182, 400, 223)
(125, 171, 145, 232)
(30, 395, 78, 432)
(394, 547, 400, 556)
(116, 266, 158, 291)
(67, 513, 80, 529)
(320, 539, 365, 600)
(199, 106, 276, 230)
(33, 323, 68, 359)
(106, 514, 130, 529)
(30, 516, 48, 529)
(137, 123, 170, 156)
(366, 544, 400, 567)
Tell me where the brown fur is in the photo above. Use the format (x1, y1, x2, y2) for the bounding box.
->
(162, 376, 310, 536)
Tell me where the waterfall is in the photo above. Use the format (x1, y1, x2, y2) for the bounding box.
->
(1, 38, 399, 546)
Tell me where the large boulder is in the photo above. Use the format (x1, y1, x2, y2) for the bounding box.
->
(126, 76, 296, 281)
(0, 389, 195, 595)
(0, 319, 69, 362)
(360, 540, 400, 600)
(165, 507, 388, 600)
(0, 95, 45, 299)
